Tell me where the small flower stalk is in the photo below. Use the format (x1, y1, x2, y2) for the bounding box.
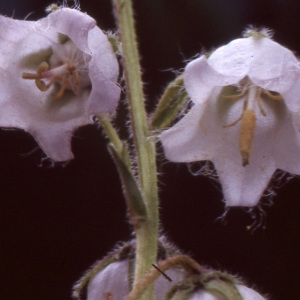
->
(0, 7, 120, 161)
(161, 28, 300, 206)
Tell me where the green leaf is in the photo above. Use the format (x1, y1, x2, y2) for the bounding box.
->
(108, 144, 147, 227)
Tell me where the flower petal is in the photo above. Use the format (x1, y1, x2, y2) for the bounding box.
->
(160, 103, 213, 162)
(248, 37, 298, 82)
(184, 56, 242, 105)
(235, 285, 266, 300)
(37, 8, 96, 54)
(87, 260, 184, 300)
(88, 27, 119, 81)
(87, 26, 121, 113)
(208, 38, 255, 78)
(28, 124, 75, 161)
(208, 36, 298, 90)
(281, 75, 300, 112)
(211, 90, 280, 206)
(87, 261, 129, 300)
(275, 114, 300, 174)
(0, 15, 34, 42)
(214, 146, 276, 207)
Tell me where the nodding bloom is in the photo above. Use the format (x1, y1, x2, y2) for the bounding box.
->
(73, 236, 266, 299)
(85, 261, 266, 300)
(0, 7, 120, 161)
(161, 28, 300, 206)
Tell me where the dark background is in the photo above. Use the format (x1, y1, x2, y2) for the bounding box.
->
(1, 0, 300, 299)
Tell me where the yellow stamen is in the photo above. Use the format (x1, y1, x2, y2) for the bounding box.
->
(72, 70, 80, 93)
(222, 85, 249, 100)
(264, 89, 283, 100)
(22, 62, 49, 80)
(21, 73, 39, 80)
(52, 78, 70, 99)
(256, 89, 267, 116)
(21, 61, 80, 98)
(239, 109, 256, 166)
(22, 62, 51, 92)
(223, 83, 284, 167)
(37, 62, 49, 75)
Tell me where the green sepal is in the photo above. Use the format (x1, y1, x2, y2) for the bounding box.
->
(108, 144, 147, 227)
(107, 32, 122, 54)
(72, 240, 137, 300)
(72, 254, 117, 299)
(165, 279, 194, 300)
(204, 271, 243, 300)
(166, 290, 191, 300)
(151, 75, 188, 130)
(164, 276, 197, 300)
(96, 114, 147, 227)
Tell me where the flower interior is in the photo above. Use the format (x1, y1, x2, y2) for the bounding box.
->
(22, 34, 90, 99)
(222, 78, 283, 167)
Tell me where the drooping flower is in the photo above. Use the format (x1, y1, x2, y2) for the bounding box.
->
(161, 29, 300, 206)
(72, 237, 185, 300)
(0, 7, 120, 161)
(73, 237, 267, 300)
(86, 261, 266, 300)
(86, 260, 184, 300)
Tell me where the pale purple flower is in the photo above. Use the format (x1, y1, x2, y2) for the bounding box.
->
(161, 31, 300, 206)
(86, 260, 266, 300)
(0, 8, 120, 161)
(87, 259, 184, 300)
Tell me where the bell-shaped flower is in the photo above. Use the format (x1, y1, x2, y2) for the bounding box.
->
(72, 236, 185, 300)
(0, 8, 120, 161)
(86, 259, 184, 300)
(86, 260, 266, 299)
(73, 237, 267, 299)
(161, 29, 300, 206)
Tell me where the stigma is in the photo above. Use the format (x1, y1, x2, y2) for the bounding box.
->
(22, 39, 90, 99)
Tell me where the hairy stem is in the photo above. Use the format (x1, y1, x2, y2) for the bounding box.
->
(112, 0, 159, 299)
(126, 255, 203, 300)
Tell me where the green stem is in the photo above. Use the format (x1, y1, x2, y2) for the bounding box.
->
(126, 255, 203, 300)
(97, 114, 131, 168)
(112, 0, 159, 299)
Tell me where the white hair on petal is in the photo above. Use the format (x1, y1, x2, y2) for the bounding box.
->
(45, 0, 81, 13)
(242, 25, 274, 39)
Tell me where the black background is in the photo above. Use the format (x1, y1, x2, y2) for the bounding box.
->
(1, 0, 300, 299)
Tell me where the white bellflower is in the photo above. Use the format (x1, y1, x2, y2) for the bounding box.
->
(0, 8, 120, 161)
(161, 30, 300, 206)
